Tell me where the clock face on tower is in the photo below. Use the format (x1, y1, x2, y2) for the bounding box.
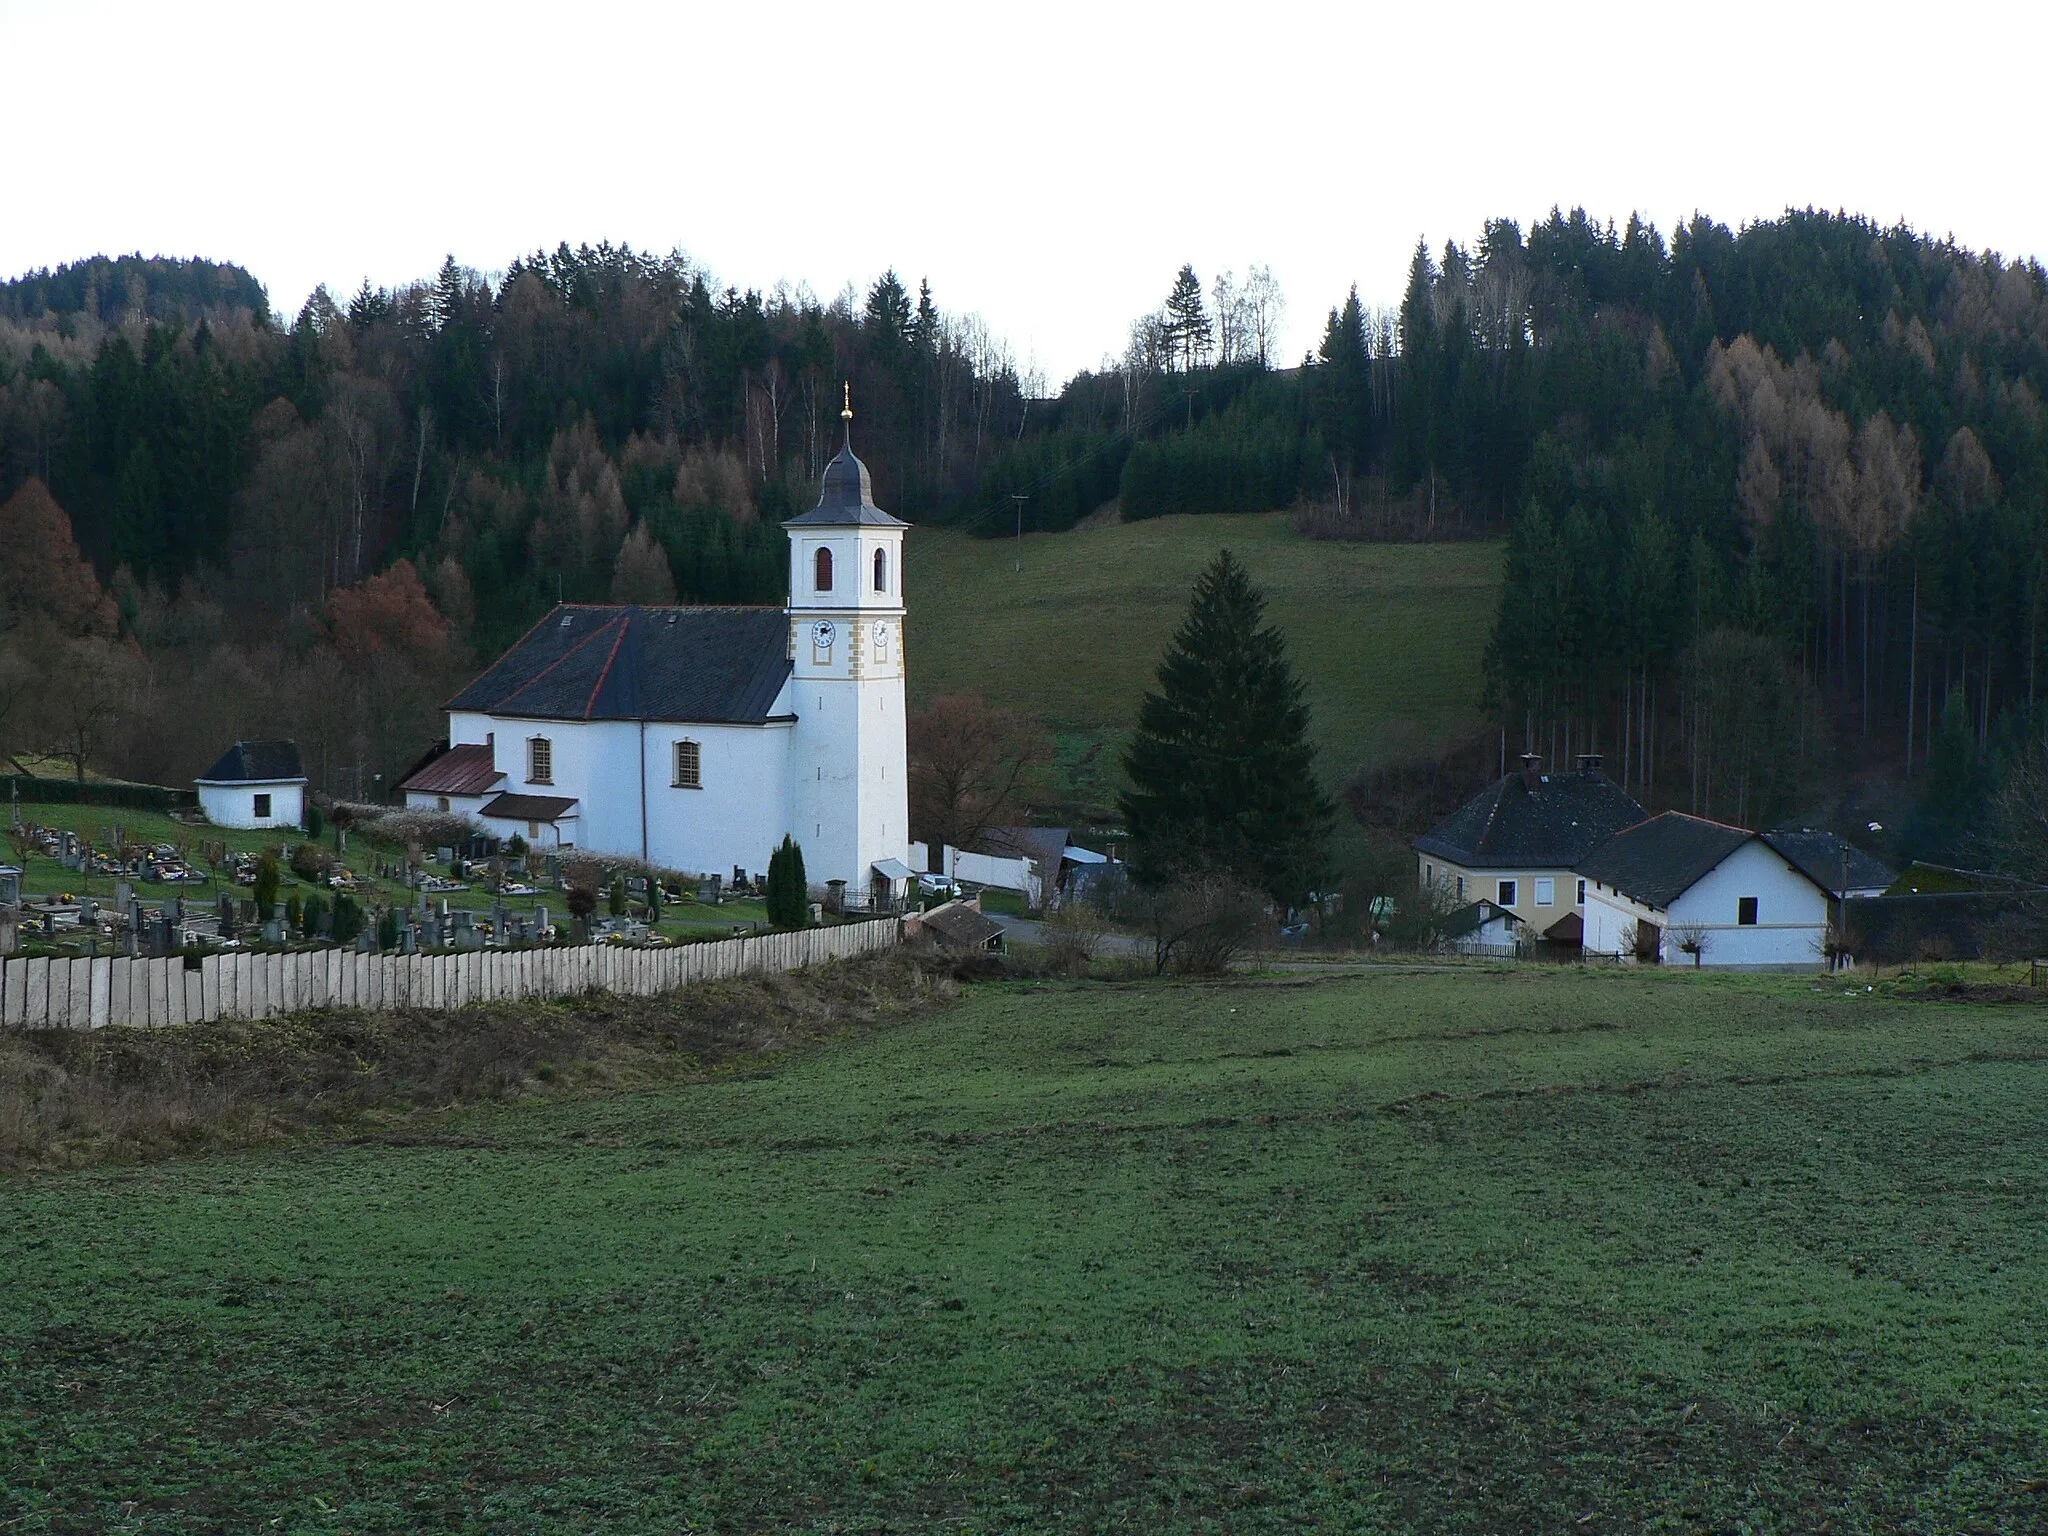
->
(810, 620, 836, 650)
(871, 620, 889, 659)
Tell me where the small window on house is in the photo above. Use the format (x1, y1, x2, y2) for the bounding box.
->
(1456, 875, 1465, 899)
(528, 820, 541, 838)
(1534, 877, 1555, 907)
(1576, 878, 1586, 906)
(437, 796, 451, 814)
(1738, 896, 1759, 926)
(674, 739, 701, 788)
(1498, 879, 1518, 907)
(528, 736, 552, 784)
(814, 546, 834, 592)
(874, 546, 888, 592)
(253, 793, 271, 819)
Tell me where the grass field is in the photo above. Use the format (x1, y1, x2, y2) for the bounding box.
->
(5, 965, 2045, 1531)
(905, 515, 1502, 813)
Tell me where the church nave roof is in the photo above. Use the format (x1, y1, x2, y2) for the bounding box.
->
(448, 605, 793, 725)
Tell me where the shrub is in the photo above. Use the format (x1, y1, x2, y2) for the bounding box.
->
(300, 893, 329, 939)
(252, 850, 280, 915)
(332, 893, 364, 946)
(766, 836, 809, 929)
(304, 803, 325, 839)
(376, 907, 400, 953)
(289, 842, 333, 883)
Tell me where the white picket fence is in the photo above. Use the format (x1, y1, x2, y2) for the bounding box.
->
(0, 918, 902, 1030)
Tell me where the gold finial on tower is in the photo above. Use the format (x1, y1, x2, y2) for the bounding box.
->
(841, 381, 853, 422)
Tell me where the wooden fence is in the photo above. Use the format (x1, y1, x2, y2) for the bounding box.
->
(0, 919, 902, 1030)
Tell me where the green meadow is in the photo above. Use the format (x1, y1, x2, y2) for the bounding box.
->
(904, 514, 1502, 810)
(4, 965, 2045, 1531)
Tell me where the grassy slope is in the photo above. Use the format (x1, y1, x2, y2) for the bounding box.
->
(5, 968, 2045, 1531)
(905, 515, 1502, 810)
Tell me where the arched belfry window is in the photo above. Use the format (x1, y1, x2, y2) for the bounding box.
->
(873, 547, 888, 593)
(814, 546, 834, 592)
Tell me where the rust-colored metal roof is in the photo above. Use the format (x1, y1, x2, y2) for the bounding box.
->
(397, 743, 504, 797)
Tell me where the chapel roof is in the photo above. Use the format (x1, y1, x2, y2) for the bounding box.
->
(447, 605, 793, 725)
(1414, 765, 1647, 870)
(196, 739, 305, 784)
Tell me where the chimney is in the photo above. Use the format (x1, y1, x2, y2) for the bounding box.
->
(1518, 752, 1542, 787)
(1575, 752, 1604, 776)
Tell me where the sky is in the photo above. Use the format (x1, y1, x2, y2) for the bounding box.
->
(3, 0, 2042, 387)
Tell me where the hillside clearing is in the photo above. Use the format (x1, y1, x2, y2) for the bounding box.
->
(4, 967, 2044, 1531)
(905, 514, 1502, 811)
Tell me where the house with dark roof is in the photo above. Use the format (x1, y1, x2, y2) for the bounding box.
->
(1578, 815, 1891, 967)
(1413, 755, 1647, 941)
(195, 740, 306, 830)
(400, 406, 913, 897)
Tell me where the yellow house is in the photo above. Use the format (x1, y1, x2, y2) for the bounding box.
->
(1413, 753, 1649, 945)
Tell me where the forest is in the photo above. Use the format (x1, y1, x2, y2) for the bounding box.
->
(3, 214, 2046, 868)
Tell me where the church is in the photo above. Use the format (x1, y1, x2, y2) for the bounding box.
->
(399, 405, 913, 903)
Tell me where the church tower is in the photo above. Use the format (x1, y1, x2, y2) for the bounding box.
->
(784, 392, 911, 898)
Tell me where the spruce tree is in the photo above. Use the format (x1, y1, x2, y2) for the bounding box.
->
(766, 835, 809, 929)
(1162, 264, 1213, 373)
(1120, 550, 1333, 905)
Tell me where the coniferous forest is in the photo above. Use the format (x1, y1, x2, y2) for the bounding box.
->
(3, 213, 2047, 866)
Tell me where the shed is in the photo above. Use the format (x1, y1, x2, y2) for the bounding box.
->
(919, 898, 1006, 953)
(195, 741, 306, 830)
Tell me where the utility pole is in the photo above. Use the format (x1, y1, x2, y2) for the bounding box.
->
(1012, 494, 1027, 575)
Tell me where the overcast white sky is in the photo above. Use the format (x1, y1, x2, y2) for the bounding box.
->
(3, 0, 2040, 386)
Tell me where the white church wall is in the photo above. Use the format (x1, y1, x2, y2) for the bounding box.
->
(642, 719, 795, 879)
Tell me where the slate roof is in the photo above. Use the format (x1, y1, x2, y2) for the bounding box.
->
(783, 430, 907, 528)
(448, 606, 793, 724)
(481, 792, 580, 822)
(397, 743, 505, 798)
(1762, 830, 1896, 897)
(197, 740, 305, 784)
(1414, 770, 1648, 870)
(1577, 813, 1756, 910)
(979, 826, 1070, 871)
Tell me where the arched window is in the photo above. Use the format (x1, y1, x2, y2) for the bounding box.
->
(873, 546, 888, 592)
(814, 546, 834, 592)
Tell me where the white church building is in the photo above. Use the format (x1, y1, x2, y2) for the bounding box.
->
(400, 410, 912, 902)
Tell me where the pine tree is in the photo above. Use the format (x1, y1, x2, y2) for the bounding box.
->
(766, 835, 809, 929)
(1120, 550, 1333, 904)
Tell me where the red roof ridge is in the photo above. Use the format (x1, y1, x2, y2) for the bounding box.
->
(582, 616, 633, 719)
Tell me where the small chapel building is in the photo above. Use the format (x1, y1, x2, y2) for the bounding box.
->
(400, 409, 913, 902)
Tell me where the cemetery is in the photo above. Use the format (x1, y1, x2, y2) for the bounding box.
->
(0, 796, 795, 969)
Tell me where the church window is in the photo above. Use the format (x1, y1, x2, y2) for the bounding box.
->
(674, 739, 701, 788)
(528, 736, 552, 784)
(814, 546, 834, 592)
(873, 547, 888, 592)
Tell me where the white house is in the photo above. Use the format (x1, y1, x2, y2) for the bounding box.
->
(1578, 813, 1880, 968)
(195, 740, 306, 830)
(401, 408, 912, 900)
